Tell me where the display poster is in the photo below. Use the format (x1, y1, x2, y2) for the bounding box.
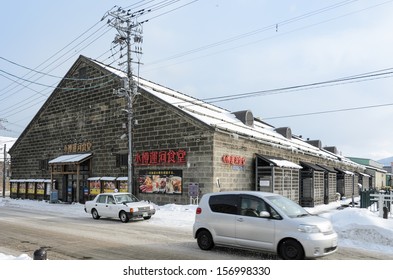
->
(89, 180, 101, 195)
(27, 182, 35, 194)
(138, 170, 183, 194)
(117, 180, 128, 192)
(11, 182, 18, 194)
(36, 182, 45, 195)
(103, 180, 116, 193)
(19, 182, 26, 194)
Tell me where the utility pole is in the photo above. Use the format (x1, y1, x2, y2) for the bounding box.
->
(1, 118, 9, 198)
(2, 144, 6, 198)
(102, 7, 146, 194)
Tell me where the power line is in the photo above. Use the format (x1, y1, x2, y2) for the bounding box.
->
(0, 56, 116, 81)
(196, 68, 393, 104)
(145, 0, 357, 67)
(0, 1, 198, 137)
(264, 102, 393, 120)
(142, 0, 393, 73)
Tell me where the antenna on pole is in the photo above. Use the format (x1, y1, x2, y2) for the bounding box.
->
(102, 7, 147, 194)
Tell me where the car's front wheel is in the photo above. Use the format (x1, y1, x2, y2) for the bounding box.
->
(91, 209, 100, 220)
(278, 239, 304, 260)
(196, 230, 214, 250)
(119, 211, 129, 223)
(143, 216, 151, 220)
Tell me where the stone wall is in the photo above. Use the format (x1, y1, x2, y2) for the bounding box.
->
(133, 89, 215, 205)
(9, 57, 130, 198)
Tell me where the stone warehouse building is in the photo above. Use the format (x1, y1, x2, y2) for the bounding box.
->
(9, 55, 366, 205)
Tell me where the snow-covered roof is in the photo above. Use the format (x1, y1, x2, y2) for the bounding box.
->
(116, 177, 128, 181)
(136, 77, 341, 161)
(87, 177, 101, 181)
(101, 177, 116, 181)
(48, 153, 92, 164)
(89, 58, 359, 166)
(269, 158, 303, 169)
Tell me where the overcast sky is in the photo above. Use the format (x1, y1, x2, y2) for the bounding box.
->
(1, 0, 393, 160)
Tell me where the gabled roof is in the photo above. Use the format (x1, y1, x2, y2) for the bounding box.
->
(9, 55, 361, 168)
(91, 58, 348, 162)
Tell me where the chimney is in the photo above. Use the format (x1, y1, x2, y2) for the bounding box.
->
(306, 140, 322, 149)
(232, 110, 254, 127)
(324, 146, 338, 154)
(274, 127, 292, 139)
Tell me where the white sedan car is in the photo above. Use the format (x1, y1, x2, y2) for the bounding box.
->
(84, 192, 156, 223)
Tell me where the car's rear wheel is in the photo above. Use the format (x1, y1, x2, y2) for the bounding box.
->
(196, 230, 214, 250)
(91, 209, 100, 220)
(119, 211, 129, 223)
(278, 239, 304, 260)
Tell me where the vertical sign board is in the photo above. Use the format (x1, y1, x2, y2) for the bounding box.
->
(188, 182, 199, 205)
(188, 183, 199, 197)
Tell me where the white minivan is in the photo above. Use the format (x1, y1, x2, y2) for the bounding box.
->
(193, 191, 337, 259)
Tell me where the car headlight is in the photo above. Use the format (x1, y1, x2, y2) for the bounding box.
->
(298, 224, 321, 233)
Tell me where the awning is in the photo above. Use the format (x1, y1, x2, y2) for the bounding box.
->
(300, 162, 325, 172)
(101, 177, 116, 181)
(356, 172, 371, 178)
(87, 177, 101, 181)
(256, 154, 302, 169)
(316, 164, 337, 173)
(335, 168, 354, 175)
(116, 177, 128, 181)
(48, 153, 92, 165)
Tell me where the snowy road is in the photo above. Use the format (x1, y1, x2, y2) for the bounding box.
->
(0, 206, 276, 260)
(1, 203, 392, 260)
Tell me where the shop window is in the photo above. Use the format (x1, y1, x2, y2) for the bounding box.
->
(38, 159, 49, 171)
(116, 154, 128, 167)
(78, 67, 87, 79)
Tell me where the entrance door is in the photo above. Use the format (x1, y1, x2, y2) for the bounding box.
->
(65, 175, 76, 203)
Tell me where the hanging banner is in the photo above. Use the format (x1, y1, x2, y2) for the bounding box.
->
(138, 170, 183, 194)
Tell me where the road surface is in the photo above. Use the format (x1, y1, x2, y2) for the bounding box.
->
(0, 206, 391, 260)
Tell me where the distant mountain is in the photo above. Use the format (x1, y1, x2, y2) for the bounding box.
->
(378, 156, 393, 166)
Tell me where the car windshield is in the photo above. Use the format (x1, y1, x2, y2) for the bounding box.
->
(264, 195, 309, 218)
(114, 193, 139, 204)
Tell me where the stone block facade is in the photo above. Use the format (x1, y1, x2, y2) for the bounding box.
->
(9, 55, 365, 206)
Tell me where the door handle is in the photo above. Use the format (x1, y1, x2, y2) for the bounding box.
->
(237, 217, 244, 222)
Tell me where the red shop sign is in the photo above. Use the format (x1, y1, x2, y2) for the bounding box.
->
(135, 149, 187, 166)
(222, 155, 246, 166)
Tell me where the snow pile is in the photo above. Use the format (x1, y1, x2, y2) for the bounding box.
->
(0, 253, 31, 260)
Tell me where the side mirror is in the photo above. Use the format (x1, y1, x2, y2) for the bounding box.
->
(259, 211, 270, 218)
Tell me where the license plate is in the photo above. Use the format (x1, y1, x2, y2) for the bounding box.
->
(143, 212, 148, 217)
